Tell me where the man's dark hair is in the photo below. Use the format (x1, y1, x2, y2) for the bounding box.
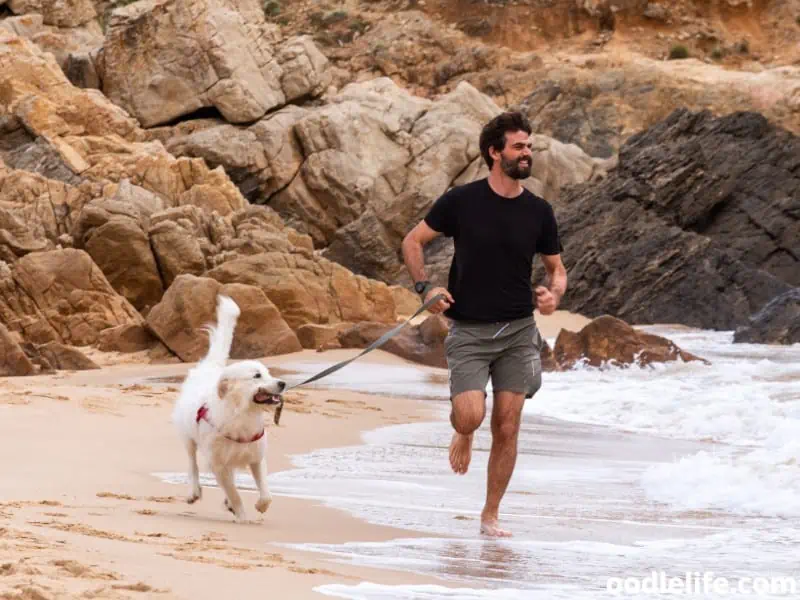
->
(479, 111, 532, 169)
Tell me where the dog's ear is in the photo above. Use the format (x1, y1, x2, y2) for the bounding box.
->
(217, 377, 230, 399)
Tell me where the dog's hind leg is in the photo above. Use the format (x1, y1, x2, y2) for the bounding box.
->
(250, 460, 272, 514)
(185, 439, 202, 504)
(213, 466, 246, 522)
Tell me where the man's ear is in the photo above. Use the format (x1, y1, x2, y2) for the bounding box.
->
(217, 377, 230, 399)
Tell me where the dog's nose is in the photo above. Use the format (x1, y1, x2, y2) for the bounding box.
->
(277, 380, 286, 391)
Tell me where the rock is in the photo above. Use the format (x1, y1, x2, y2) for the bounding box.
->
(392, 285, 421, 317)
(99, 0, 329, 127)
(7, 0, 97, 28)
(206, 251, 397, 331)
(33, 342, 101, 371)
(0, 32, 140, 142)
(296, 322, 353, 350)
(96, 323, 160, 353)
(0, 322, 36, 376)
(553, 315, 709, 369)
(0, 249, 144, 346)
(643, 3, 670, 22)
(64, 50, 102, 90)
(733, 288, 800, 345)
(516, 55, 800, 158)
(162, 105, 308, 203)
(70, 187, 166, 313)
(145, 274, 301, 362)
(0, 206, 49, 262)
(548, 109, 797, 331)
(337, 313, 450, 369)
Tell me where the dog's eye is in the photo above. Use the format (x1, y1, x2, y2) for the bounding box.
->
(254, 372, 261, 379)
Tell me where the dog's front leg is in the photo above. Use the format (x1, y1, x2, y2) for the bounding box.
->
(250, 460, 272, 514)
(213, 466, 246, 522)
(185, 439, 202, 504)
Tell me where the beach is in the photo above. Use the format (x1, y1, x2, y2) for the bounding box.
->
(1, 309, 799, 600)
(0, 346, 446, 599)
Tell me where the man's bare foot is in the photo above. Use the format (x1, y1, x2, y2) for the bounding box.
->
(449, 432, 473, 474)
(480, 518, 513, 538)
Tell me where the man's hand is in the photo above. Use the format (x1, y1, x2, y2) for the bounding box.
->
(424, 287, 454, 314)
(535, 286, 558, 315)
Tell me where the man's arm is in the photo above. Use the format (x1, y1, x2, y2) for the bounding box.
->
(541, 253, 567, 305)
(401, 220, 441, 283)
(535, 253, 567, 315)
(401, 220, 454, 313)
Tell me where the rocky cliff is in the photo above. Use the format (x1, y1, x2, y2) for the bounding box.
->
(543, 109, 799, 332)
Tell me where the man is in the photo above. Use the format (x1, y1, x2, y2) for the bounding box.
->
(401, 111, 567, 538)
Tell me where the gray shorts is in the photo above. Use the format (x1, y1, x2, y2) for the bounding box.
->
(443, 315, 544, 400)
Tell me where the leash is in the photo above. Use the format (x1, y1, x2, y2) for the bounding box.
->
(273, 293, 445, 425)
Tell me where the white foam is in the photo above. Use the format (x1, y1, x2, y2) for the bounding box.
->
(527, 328, 800, 519)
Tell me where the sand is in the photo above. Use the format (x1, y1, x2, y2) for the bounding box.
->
(0, 311, 590, 599)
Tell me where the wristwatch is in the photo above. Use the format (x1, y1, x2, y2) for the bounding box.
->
(414, 280, 431, 297)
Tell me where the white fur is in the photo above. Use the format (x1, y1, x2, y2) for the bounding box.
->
(172, 295, 285, 522)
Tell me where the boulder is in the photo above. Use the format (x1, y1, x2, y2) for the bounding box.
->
(296, 322, 353, 351)
(162, 105, 308, 203)
(337, 314, 450, 369)
(733, 288, 800, 345)
(70, 185, 166, 313)
(0, 249, 144, 346)
(0, 322, 36, 376)
(145, 275, 301, 362)
(32, 342, 101, 371)
(0, 32, 139, 142)
(99, 0, 330, 127)
(552, 315, 709, 369)
(206, 251, 397, 331)
(6, 0, 97, 28)
(548, 109, 797, 331)
(96, 323, 161, 353)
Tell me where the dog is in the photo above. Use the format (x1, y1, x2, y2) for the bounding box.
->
(172, 294, 286, 522)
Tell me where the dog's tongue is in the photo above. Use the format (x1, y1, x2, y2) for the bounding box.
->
(254, 390, 271, 403)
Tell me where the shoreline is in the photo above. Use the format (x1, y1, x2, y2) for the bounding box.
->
(0, 349, 457, 599)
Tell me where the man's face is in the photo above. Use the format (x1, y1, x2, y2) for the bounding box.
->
(496, 130, 533, 179)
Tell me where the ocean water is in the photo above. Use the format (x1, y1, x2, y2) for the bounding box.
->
(155, 326, 800, 599)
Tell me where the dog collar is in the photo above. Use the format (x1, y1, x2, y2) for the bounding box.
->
(196, 404, 265, 443)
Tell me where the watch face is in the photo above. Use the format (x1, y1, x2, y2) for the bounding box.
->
(415, 282, 426, 293)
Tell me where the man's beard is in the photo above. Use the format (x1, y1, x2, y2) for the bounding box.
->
(500, 155, 532, 180)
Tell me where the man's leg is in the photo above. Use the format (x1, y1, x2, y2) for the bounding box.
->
(449, 390, 486, 474)
(480, 319, 543, 537)
(480, 389, 524, 537)
(444, 320, 491, 475)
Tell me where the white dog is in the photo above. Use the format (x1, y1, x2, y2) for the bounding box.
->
(172, 295, 286, 522)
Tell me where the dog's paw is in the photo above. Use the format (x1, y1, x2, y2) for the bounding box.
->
(187, 489, 202, 504)
(224, 498, 235, 514)
(255, 495, 272, 514)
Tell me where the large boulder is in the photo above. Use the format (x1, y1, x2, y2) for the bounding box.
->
(336, 314, 450, 369)
(6, 0, 97, 28)
(733, 288, 800, 345)
(552, 315, 709, 369)
(0, 249, 144, 346)
(548, 109, 797, 331)
(206, 251, 397, 331)
(145, 274, 302, 362)
(0, 323, 36, 376)
(98, 0, 330, 127)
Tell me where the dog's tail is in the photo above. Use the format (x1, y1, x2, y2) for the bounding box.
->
(202, 295, 241, 367)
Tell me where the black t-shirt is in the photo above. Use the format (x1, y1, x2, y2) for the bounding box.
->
(423, 178, 561, 323)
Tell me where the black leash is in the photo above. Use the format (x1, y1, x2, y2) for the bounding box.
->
(273, 293, 445, 425)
